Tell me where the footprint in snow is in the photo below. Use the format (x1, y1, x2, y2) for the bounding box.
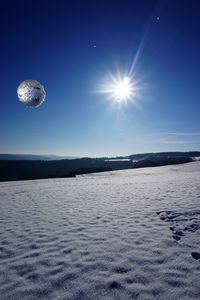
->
(191, 252, 200, 260)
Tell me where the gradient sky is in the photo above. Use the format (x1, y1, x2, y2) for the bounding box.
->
(1, 0, 200, 157)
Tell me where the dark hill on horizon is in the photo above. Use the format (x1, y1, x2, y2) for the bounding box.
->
(129, 151, 200, 160)
(0, 151, 198, 182)
(0, 151, 200, 161)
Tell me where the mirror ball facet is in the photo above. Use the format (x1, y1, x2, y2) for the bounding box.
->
(17, 80, 46, 107)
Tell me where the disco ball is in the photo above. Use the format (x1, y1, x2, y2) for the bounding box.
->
(17, 80, 46, 108)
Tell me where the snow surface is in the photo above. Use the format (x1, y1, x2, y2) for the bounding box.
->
(0, 162, 200, 299)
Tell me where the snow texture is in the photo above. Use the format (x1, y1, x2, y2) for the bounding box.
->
(0, 162, 200, 299)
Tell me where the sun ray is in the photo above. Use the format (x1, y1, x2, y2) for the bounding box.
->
(112, 76, 133, 102)
(98, 72, 138, 104)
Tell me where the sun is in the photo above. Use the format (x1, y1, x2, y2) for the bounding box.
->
(112, 76, 133, 102)
(99, 73, 137, 104)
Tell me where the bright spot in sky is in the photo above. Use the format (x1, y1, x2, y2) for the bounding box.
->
(100, 73, 137, 104)
(112, 76, 133, 102)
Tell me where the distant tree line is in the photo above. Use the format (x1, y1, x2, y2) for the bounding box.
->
(0, 152, 197, 182)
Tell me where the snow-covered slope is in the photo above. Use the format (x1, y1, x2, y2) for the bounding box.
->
(0, 162, 200, 299)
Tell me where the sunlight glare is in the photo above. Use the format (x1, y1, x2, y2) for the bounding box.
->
(100, 73, 138, 104)
(113, 76, 133, 102)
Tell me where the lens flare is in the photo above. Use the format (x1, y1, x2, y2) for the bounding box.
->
(112, 76, 133, 102)
(99, 73, 138, 104)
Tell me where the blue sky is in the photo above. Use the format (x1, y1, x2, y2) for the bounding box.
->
(1, 0, 200, 157)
